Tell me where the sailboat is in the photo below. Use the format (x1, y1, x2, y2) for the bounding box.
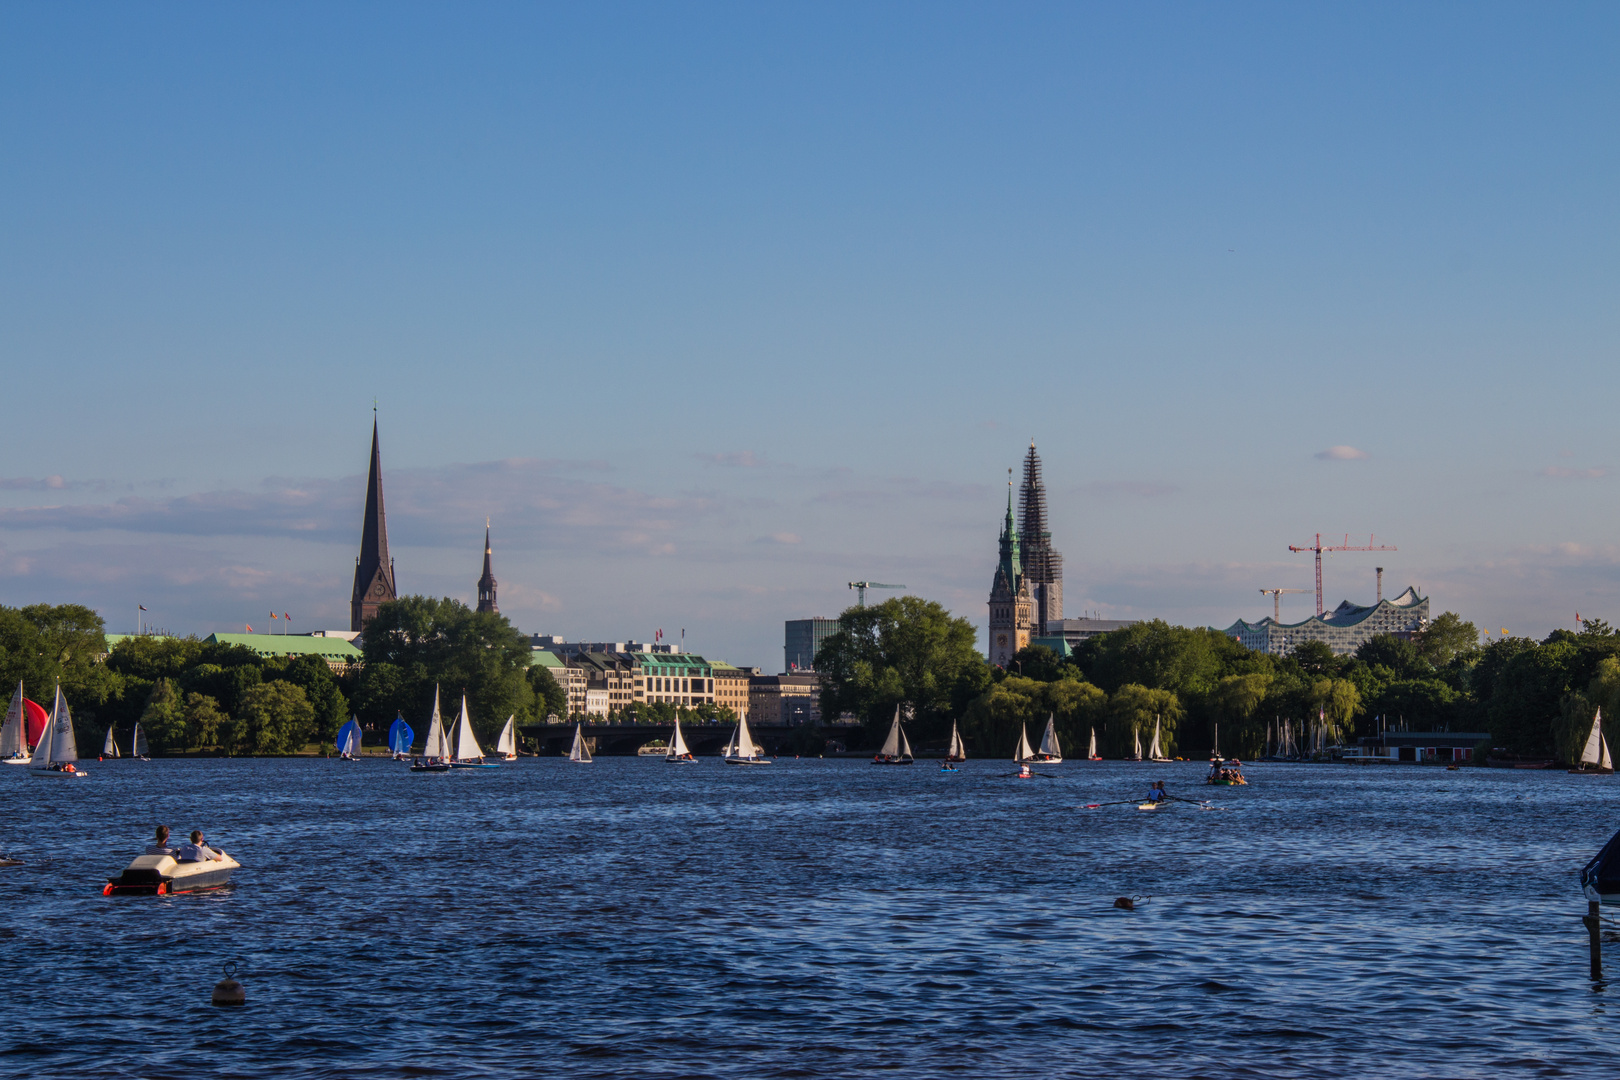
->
(1032, 713, 1062, 763)
(872, 706, 914, 765)
(723, 713, 770, 765)
(1087, 727, 1101, 761)
(410, 686, 453, 771)
(1148, 714, 1171, 762)
(335, 716, 363, 759)
(1014, 722, 1037, 763)
(2, 682, 30, 764)
(102, 726, 120, 759)
(1571, 708, 1614, 775)
(29, 685, 87, 778)
(451, 696, 499, 767)
(132, 722, 149, 760)
(495, 716, 518, 761)
(388, 714, 414, 759)
(665, 716, 696, 763)
(945, 720, 967, 763)
(569, 722, 593, 763)
(1130, 726, 1143, 762)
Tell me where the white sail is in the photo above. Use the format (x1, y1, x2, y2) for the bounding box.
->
(721, 725, 738, 759)
(667, 717, 690, 759)
(1039, 713, 1062, 760)
(33, 685, 76, 767)
(898, 726, 913, 760)
(1582, 708, 1606, 767)
(0, 682, 24, 758)
(133, 723, 149, 758)
(569, 723, 592, 763)
(947, 721, 966, 762)
(423, 686, 450, 760)
(496, 716, 517, 757)
(880, 707, 904, 757)
(735, 715, 760, 759)
(1149, 716, 1163, 760)
(1088, 727, 1098, 758)
(1132, 727, 1142, 761)
(453, 696, 483, 760)
(1014, 723, 1035, 762)
(103, 727, 119, 757)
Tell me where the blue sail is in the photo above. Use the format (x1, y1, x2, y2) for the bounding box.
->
(388, 715, 413, 755)
(336, 717, 363, 756)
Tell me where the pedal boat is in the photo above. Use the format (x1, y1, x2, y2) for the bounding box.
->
(104, 851, 240, 895)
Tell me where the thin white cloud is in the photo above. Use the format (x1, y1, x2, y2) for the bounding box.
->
(1541, 465, 1607, 480)
(1315, 446, 1369, 461)
(697, 451, 768, 468)
(754, 532, 801, 546)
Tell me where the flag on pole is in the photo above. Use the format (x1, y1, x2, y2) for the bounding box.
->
(246, 624, 253, 633)
(138, 605, 147, 612)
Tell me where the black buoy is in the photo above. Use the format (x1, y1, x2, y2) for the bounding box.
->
(1114, 897, 1135, 910)
(212, 961, 245, 1006)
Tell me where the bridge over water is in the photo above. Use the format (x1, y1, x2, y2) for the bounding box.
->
(520, 721, 863, 757)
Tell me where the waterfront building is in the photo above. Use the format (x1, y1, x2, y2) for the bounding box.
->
(784, 618, 840, 672)
(584, 688, 610, 717)
(749, 673, 821, 726)
(633, 652, 715, 709)
(1041, 617, 1142, 652)
(204, 632, 362, 672)
(1223, 587, 1430, 657)
(987, 479, 1035, 668)
(530, 650, 586, 717)
(712, 662, 758, 719)
(1018, 442, 1064, 635)
(476, 525, 498, 614)
(350, 417, 397, 633)
(1349, 729, 1490, 764)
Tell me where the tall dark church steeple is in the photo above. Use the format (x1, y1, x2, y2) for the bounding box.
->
(350, 416, 397, 632)
(1018, 441, 1063, 635)
(477, 521, 498, 614)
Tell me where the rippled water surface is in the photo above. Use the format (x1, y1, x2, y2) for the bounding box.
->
(8, 756, 1620, 1078)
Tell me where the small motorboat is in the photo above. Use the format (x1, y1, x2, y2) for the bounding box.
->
(104, 850, 240, 895)
(1205, 758, 1248, 786)
(410, 759, 451, 772)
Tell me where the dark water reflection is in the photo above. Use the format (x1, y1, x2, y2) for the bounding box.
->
(7, 757, 1620, 1077)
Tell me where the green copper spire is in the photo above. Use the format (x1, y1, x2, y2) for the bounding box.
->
(999, 468, 1021, 587)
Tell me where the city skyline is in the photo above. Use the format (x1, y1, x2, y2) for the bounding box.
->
(3, 5, 1618, 667)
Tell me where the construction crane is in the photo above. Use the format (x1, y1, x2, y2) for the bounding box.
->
(848, 581, 905, 607)
(1259, 588, 1308, 622)
(1288, 534, 1397, 616)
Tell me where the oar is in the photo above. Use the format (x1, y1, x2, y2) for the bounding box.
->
(1081, 799, 1142, 809)
(1165, 794, 1216, 808)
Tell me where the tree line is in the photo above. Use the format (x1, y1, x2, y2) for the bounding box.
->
(814, 597, 1620, 763)
(0, 598, 566, 756)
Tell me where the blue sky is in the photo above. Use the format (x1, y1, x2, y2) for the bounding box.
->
(2, 3, 1617, 669)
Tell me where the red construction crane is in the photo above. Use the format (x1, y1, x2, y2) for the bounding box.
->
(1289, 534, 1397, 616)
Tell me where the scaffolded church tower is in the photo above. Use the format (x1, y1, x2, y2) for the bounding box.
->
(1018, 441, 1063, 636)
(350, 417, 397, 632)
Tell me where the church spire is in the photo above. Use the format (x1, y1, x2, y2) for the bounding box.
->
(477, 519, 498, 614)
(999, 468, 1021, 587)
(350, 414, 397, 632)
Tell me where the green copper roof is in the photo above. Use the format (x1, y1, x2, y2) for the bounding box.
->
(205, 633, 361, 660)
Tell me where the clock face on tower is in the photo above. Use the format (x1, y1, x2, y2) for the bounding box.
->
(996, 634, 1008, 648)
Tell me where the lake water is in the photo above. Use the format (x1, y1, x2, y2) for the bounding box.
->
(7, 756, 1620, 1078)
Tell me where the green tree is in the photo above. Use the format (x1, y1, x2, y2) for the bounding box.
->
(1211, 672, 1274, 757)
(527, 664, 567, 720)
(184, 692, 226, 751)
(1307, 678, 1362, 743)
(228, 680, 316, 755)
(815, 597, 991, 746)
(360, 596, 537, 741)
(1291, 640, 1341, 679)
(1417, 612, 1480, 667)
(139, 678, 188, 754)
(1105, 684, 1182, 758)
(1355, 635, 1424, 679)
(0, 603, 122, 745)
(265, 653, 348, 742)
(106, 635, 207, 682)
(1008, 643, 1066, 682)
(1079, 620, 1244, 697)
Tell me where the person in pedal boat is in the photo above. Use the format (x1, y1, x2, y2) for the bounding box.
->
(145, 825, 177, 856)
(174, 830, 225, 863)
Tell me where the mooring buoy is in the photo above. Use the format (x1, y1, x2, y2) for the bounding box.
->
(212, 960, 245, 1006)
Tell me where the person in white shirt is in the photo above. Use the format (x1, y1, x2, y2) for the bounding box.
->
(144, 825, 176, 856)
(174, 829, 225, 863)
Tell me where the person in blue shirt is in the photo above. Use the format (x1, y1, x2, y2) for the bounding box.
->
(174, 829, 225, 863)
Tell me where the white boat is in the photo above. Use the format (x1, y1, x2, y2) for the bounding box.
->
(102, 726, 120, 758)
(1032, 712, 1062, 763)
(450, 696, 498, 767)
(569, 723, 593, 763)
(1149, 715, 1172, 762)
(29, 685, 87, 778)
(1014, 722, 1036, 763)
(1572, 708, 1614, 775)
(410, 686, 453, 772)
(723, 714, 770, 765)
(946, 720, 967, 763)
(1087, 727, 1101, 761)
(105, 848, 240, 895)
(666, 717, 696, 763)
(2, 682, 30, 765)
(873, 706, 914, 765)
(132, 722, 149, 760)
(495, 715, 518, 761)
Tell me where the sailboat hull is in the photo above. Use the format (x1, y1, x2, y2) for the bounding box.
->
(29, 766, 88, 778)
(871, 758, 914, 765)
(4, 756, 31, 766)
(723, 757, 771, 765)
